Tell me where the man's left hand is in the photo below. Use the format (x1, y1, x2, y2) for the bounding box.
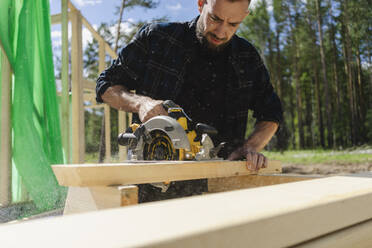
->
(227, 147, 268, 171)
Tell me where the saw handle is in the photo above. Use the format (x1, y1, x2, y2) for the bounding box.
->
(162, 100, 179, 111)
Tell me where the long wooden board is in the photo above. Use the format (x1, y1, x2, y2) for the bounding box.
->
(52, 160, 281, 187)
(2, 176, 372, 248)
(208, 174, 320, 192)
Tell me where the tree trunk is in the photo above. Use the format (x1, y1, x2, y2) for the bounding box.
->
(341, 1, 357, 145)
(329, 20, 343, 147)
(315, 0, 333, 148)
(313, 62, 325, 148)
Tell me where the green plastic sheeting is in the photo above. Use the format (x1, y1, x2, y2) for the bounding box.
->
(0, 0, 66, 210)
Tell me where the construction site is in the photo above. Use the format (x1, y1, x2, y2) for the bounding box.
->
(1, 0, 372, 247)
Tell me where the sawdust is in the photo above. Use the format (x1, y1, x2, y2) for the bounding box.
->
(282, 162, 372, 176)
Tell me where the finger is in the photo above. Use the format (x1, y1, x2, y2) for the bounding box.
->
(263, 156, 268, 168)
(251, 153, 258, 170)
(257, 154, 264, 170)
(246, 152, 253, 170)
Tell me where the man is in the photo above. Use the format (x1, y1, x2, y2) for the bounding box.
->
(96, 0, 283, 202)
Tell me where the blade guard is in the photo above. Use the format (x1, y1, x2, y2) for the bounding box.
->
(131, 116, 191, 160)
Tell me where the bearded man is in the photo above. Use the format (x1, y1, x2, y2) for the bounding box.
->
(96, 0, 283, 202)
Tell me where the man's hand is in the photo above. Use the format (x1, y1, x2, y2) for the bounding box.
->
(138, 98, 168, 123)
(101, 85, 168, 122)
(228, 146, 267, 171)
(227, 121, 278, 171)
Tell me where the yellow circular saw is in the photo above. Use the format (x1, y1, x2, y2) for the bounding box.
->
(118, 100, 225, 161)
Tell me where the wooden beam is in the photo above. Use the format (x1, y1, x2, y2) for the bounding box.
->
(208, 174, 320, 193)
(98, 40, 111, 162)
(2, 176, 372, 247)
(104, 105, 111, 162)
(83, 93, 96, 103)
(83, 78, 96, 92)
(0, 46, 12, 206)
(295, 218, 372, 248)
(50, 12, 72, 25)
(52, 160, 281, 187)
(70, 9, 85, 163)
(61, 0, 70, 163)
(118, 111, 127, 161)
(68, 0, 116, 60)
(63, 185, 138, 215)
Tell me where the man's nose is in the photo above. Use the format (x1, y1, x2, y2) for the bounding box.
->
(214, 23, 227, 39)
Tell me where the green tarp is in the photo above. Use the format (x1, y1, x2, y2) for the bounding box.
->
(0, 0, 66, 210)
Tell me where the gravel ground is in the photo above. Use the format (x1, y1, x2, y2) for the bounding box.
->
(283, 162, 372, 176)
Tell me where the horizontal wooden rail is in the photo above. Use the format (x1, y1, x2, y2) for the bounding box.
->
(2, 176, 372, 247)
(83, 79, 96, 92)
(51, 13, 71, 25)
(52, 160, 282, 187)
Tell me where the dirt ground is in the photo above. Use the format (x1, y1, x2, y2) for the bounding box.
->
(282, 162, 372, 176)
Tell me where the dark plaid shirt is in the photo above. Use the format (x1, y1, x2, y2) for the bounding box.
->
(97, 17, 282, 149)
(96, 17, 283, 202)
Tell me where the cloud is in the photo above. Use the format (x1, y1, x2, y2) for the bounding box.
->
(166, 3, 182, 11)
(72, 0, 102, 7)
(51, 23, 97, 52)
(51, 30, 61, 39)
(109, 18, 136, 39)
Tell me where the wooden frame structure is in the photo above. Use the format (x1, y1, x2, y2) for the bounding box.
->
(0, 0, 129, 206)
(51, 0, 129, 164)
(2, 175, 372, 247)
(0, 42, 12, 207)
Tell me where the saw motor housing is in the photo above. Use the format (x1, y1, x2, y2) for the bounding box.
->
(118, 101, 223, 161)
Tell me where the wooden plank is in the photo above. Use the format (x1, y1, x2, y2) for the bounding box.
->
(118, 111, 127, 161)
(119, 185, 138, 206)
(63, 185, 138, 215)
(0, 46, 12, 206)
(83, 78, 96, 92)
(61, 0, 70, 163)
(295, 218, 372, 248)
(208, 174, 319, 193)
(50, 12, 72, 25)
(70, 9, 85, 163)
(104, 104, 111, 162)
(52, 160, 281, 187)
(2, 176, 372, 248)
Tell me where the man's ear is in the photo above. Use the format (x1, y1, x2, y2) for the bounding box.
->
(198, 0, 206, 13)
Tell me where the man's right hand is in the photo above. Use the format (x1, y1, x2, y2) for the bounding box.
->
(138, 98, 168, 123)
(101, 85, 168, 122)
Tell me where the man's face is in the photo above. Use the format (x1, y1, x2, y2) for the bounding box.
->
(196, 0, 249, 51)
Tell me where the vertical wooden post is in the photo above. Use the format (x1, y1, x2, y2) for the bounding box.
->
(104, 105, 111, 162)
(98, 39, 111, 162)
(118, 111, 127, 161)
(0, 47, 12, 206)
(71, 9, 85, 163)
(61, 0, 70, 163)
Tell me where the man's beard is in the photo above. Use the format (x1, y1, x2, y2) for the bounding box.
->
(196, 19, 231, 54)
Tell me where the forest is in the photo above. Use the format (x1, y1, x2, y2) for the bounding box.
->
(69, 0, 371, 157)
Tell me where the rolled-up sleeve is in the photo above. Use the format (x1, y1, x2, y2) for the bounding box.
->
(251, 63, 283, 125)
(96, 24, 150, 103)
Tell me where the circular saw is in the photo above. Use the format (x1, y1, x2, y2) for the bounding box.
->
(118, 100, 225, 161)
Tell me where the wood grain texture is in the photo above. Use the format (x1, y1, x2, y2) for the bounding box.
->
(208, 174, 319, 192)
(295, 218, 372, 248)
(52, 160, 282, 187)
(0, 46, 12, 206)
(63, 185, 138, 215)
(70, 9, 85, 163)
(2, 176, 372, 248)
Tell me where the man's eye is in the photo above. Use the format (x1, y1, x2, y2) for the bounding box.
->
(210, 16, 219, 22)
